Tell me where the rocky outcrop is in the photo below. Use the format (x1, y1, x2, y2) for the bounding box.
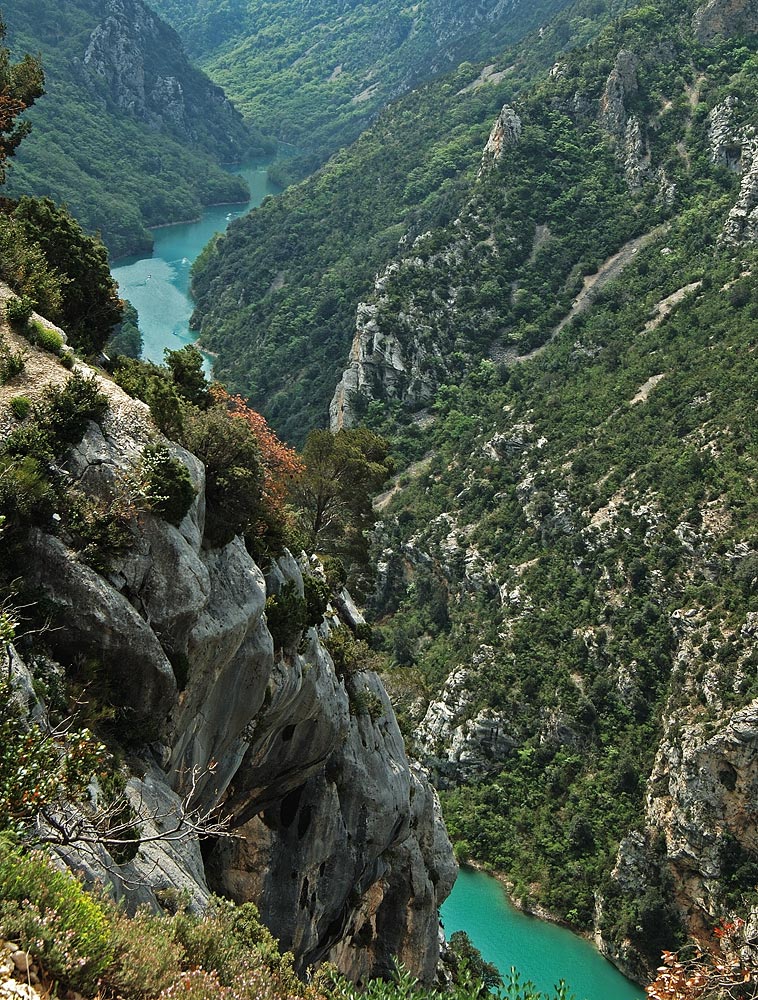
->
(330, 272, 446, 432)
(480, 105, 522, 170)
(417, 666, 516, 784)
(709, 98, 758, 244)
(10, 362, 455, 982)
(647, 698, 758, 930)
(598, 50, 651, 190)
(693, 0, 758, 41)
(79, 0, 249, 159)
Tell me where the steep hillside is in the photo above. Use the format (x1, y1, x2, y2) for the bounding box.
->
(147, 0, 577, 180)
(194, 0, 758, 978)
(0, 307, 455, 985)
(2, 0, 270, 256)
(189, 0, 635, 444)
(341, 0, 758, 980)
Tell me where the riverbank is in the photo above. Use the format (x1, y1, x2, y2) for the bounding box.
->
(441, 868, 645, 1000)
(460, 859, 645, 987)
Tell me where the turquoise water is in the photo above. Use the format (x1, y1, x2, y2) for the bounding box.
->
(441, 869, 644, 1000)
(111, 160, 279, 368)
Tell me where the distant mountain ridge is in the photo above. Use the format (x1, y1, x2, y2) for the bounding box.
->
(146, 0, 577, 179)
(3, 0, 271, 255)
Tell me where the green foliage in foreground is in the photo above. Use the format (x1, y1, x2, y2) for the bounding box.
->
(0, 833, 571, 1000)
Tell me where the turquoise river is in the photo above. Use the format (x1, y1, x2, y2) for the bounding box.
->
(110, 161, 645, 1000)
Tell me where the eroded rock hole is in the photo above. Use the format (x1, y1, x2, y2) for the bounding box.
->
(280, 783, 305, 828)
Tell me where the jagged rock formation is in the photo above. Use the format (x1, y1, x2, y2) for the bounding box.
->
(481, 105, 522, 170)
(710, 98, 758, 244)
(78, 0, 249, 158)
(330, 279, 444, 432)
(693, 0, 758, 40)
(598, 50, 651, 191)
(4, 348, 455, 982)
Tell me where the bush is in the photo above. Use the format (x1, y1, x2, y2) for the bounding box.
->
(304, 573, 330, 629)
(265, 581, 308, 651)
(0, 344, 24, 384)
(30, 320, 64, 355)
(36, 372, 109, 447)
(0, 840, 113, 993)
(324, 625, 384, 678)
(180, 405, 263, 546)
(8, 396, 31, 420)
(5, 294, 33, 330)
(142, 445, 196, 526)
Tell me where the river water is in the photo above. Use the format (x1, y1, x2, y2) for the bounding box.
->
(111, 159, 279, 368)
(442, 869, 644, 1000)
(109, 161, 645, 1000)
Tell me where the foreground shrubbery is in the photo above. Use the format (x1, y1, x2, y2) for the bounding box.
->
(0, 836, 577, 1000)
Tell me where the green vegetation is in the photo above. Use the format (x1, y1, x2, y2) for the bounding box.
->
(375, 215, 758, 962)
(1, 198, 124, 355)
(1, 0, 269, 255)
(189, 0, 634, 443)
(0, 831, 570, 1000)
(141, 444, 197, 526)
(291, 428, 394, 580)
(149, 0, 576, 183)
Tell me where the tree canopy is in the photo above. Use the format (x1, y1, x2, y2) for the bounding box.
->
(0, 15, 43, 184)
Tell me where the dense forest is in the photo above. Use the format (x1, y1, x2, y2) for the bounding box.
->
(2, 0, 272, 256)
(146, 0, 579, 182)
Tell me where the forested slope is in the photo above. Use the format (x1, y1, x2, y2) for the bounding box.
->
(2, 0, 270, 256)
(197, 0, 758, 978)
(189, 0, 634, 444)
(147, 0, 578, 180)
(357, 0, 758, 979)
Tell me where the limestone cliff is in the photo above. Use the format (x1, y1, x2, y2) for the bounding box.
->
(1, 338, 455, 981)
(78, 0, 249, 159)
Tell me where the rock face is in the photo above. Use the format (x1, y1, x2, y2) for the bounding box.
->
(481, 105, 522, 170)
(693, 0, 758, 40)
(330, 290, 443, 432)
(647, 700, 758, 929)
(80, 0, 249, 158)
(598, 50, 651, 190)
(709, 98, 758, 245)
(14, 365, 455, 982)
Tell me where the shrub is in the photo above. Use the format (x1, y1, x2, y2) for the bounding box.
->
(5, 294, 33, 330)
(180, 404, 263, 546)
(36, 372, 108, 447)
(0, 453, 55, 531)
(265, 581, 308, 651)
(104, 906, 185, 999)
(30, 320, 64, 355)
(304, 573, 330, 629)
(0, 840, 113, 993)
(324, 625, 384, 678)
(8, 396, 31, 420)
(0, 336, 25, 384)
(141, 445, 196, 526)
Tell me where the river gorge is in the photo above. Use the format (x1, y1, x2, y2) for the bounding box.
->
(110, 162, 645, 1000)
